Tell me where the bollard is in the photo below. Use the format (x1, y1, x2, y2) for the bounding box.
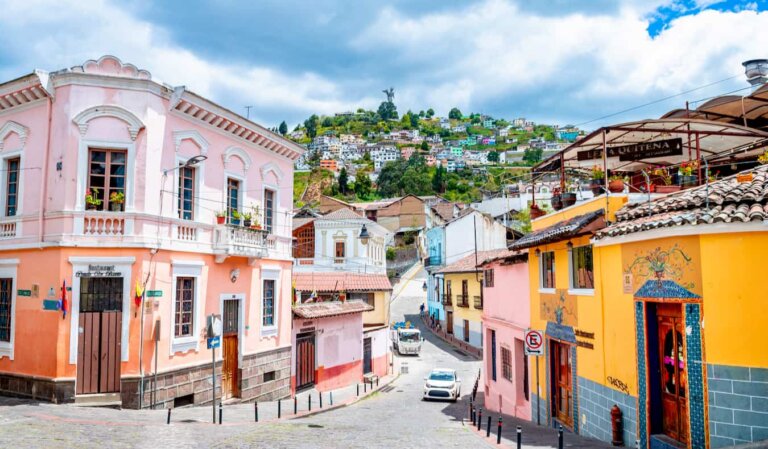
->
(319, 392, 323, 409)
(309, 394, 312, 412)
(330, 391, 334, 406)
(364, 382, 367, 393)
(294, 396, 298, 414)
(468, 401, 473, 422)
(497, 416, 502, 445)
(558, 425, 564, 449)
(477, 408, 482, 431)
(218, 402, 223, 425)
(255, 402, 259, 422)
(376, 377, 379, 387)
(167, 407, 171, 425)
(278, 399, 281, 419)
(357, 384, 359, 396)
(516, 426, 522, 449)
(487, 415, 492, 437)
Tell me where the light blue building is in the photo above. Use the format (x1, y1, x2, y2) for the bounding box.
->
(425, 226, 445, 323)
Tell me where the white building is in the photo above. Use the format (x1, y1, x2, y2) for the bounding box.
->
(370, 145, 400, 171)
(443, 209, 509, 265)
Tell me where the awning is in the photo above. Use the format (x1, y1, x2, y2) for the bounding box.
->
(535, 118, 768, 175)
(662, 83, 768, 132)
(293, 300, 373, 319)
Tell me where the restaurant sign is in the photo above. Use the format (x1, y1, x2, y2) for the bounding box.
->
(75, 264, 123, 278)
(577, 138, 683, 162)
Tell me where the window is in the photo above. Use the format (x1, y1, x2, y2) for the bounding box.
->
(335, 241, 345, 262)
(5, 158, 19, 217)
(263, 279, 275, 327)
(350, 292, 375, 308)
(484, 268, 494, 288)
(490, 330, 497, 382)
(264, 189, 275, 233)
(264, 370, 276, 382)
(178, 166, 195, 220)
(87, 149, 126, 211)
(571, 245, 594, 290)
(540, 251, 555, 289)
(501, 346, 512, 381)
(0, 278, 12, 342)
(227, 178, 240, 223)
(174, 277, 195, 337)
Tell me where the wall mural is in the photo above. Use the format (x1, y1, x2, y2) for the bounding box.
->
(622, 236, 702, 299)
(540, 289, 577, 326)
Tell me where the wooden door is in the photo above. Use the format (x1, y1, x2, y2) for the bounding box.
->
(76, 277, 122, 395)
(363, 337, 372, 374)
(463, 319, 470, 342)
(222, 299, 240, 399)
(551, 340, 573, 427)
(296, 332, 316, 390)
(657, 304, 688, 444)
(446, 311, 454, 335)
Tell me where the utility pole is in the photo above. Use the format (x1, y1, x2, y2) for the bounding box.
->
(245, 106, 253, 120)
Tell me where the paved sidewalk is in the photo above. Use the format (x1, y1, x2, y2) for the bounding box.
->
(421, 314, 483, 359)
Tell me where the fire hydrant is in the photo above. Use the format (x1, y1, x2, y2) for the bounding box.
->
(611, 404, 623, 446)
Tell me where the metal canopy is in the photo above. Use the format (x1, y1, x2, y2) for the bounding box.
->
(662, 83, 768, 131)
(535, 118, 768, 175)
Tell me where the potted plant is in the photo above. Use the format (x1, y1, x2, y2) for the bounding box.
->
(679, 160, 698, 188)
(530, 203, 546, 219)
(231, 210, 241, 226)
(215, 211, 226, 225)
(561, 189, 577, 208)
(651, 166, 681, 194)
(85, 188, 102, 210)
(590, 166, 605, 196)
(109, 191, 125, 211)
(608, 174, 626, 193)
(758, 150, 768, 165)
(550, 187, 563, 211)
(250, 217, 262, 230)
(242, 211, 252, 228)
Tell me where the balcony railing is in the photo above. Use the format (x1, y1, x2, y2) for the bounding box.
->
(423, 255, 443, 267)
(442, 294, 452, 306)
(0, 217, 18, 239)
(83, 212, 126, 236)
(213, 225, 273, 259)
(473, 295, 483, 309)
(456, 294, 469, 308)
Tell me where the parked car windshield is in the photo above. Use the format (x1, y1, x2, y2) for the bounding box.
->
(429, 371, 455, 381)
(399, 331, 420, 342)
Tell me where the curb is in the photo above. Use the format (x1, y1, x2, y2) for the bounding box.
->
(288, 374, 400, 420)
(420, 316, 482, 360)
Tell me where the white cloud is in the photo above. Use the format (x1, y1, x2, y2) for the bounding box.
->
(0, 0, 373, 125)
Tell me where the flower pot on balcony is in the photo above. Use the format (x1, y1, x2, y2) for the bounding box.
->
(608, 180, 625, 193)
(86, 203, 99, 211)
(550, 194, 562, 211)
(655, 184, 682, 194)
(590, 179, 605, 196)
(216, 216, 226, 225)
(231, 218, 241, 226)
(251, 225, 262, 231)
(110, 202, 123, 212)
(243, 218, 252, 227)
(561, 192, 577, 208)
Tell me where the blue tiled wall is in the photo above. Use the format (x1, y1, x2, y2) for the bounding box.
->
(531, 393, 548, 426)
(635, 301, 648, 449)
(707, 363, 768, 448)
(578, 377, 637, 446)
(684, 303, 706, 448)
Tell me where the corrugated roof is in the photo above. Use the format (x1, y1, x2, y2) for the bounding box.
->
(293, 300, 373, 319)
(292, 272, 393, 292)
(596, 165, 768, 240)
(437, 249, 511, 274)
(509, 209, 605, 250)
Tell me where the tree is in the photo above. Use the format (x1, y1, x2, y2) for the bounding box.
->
(378, 101, 398, 120)
(338, 167, 349, 195)
(432, 164, 446, 193)
(322, 116, 333, 127)
(523, 147, 544, 165)
(426, 108, 435, 118)
(420, 140, 430, 152)
(418, 110, 425, 117)
(354, 170, 372, 199)
(487, 151, 500, 163)
(278, 121, 288, 136)
(409, 111, 419, 128)
(304, 114, 319, 139)
(448, 107, 462, 120)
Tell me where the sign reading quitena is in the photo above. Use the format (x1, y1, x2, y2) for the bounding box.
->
(577, 137, 683, 162)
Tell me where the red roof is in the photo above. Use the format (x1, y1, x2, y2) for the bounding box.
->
(292, 272, 393, 292)
(437, 249, 511, 274)
(293, 300, 374, 319)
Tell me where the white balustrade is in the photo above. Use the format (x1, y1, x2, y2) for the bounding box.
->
(214, 225, 270, 257)
(0, 221, 16, 239)
(176, 224, 198, 241)
(83, 213, 125, 236)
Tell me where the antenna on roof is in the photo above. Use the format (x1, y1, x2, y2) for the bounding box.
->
(244, 106, 253, 119)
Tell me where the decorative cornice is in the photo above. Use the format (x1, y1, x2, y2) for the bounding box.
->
(260, 162, 284, 184)
(72, 105, 145, 141)
(0, 121, 29, 151)
(222, 146, 252, 171)
(173, 129, 209, 154)
(70, 55, 151, 80)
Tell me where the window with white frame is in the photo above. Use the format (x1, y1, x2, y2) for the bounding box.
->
(170, 260, 202, 353)
(87, 148, 126, 212)
(5, 158, 19, 217)
(540, 251, 555, 289)
(226, 178, 240, 223)
(178, 166, 196, 220)
(264, 188, 275, 233)
(570, 245, 594, 290)
(261, 269, 280, 335)
(174, 277, 195, 337)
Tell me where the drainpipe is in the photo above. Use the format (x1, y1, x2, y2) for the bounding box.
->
(39, 93, 53, 244)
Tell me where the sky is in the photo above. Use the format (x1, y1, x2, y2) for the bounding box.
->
(1, 0, 767, 130)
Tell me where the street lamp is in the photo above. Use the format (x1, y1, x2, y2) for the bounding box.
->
(163, 154, 208, 175)
(422, 281, 427, 292)
(359, 224, 370, 245)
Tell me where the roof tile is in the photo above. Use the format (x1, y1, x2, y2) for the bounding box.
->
(293, 300, 373, 319)
(292, 272, 392, 292)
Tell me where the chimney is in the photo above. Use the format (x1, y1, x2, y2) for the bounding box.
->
(742, 59, 768, 89)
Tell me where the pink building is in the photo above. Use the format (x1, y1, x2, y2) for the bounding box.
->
(0, 56, 303, 408)
(480, 250, 531, 419)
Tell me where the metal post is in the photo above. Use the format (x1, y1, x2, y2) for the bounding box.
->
(486, 415, 492, 437)
(139, 291, 146, 410)
(330, 391, 334, 406)
(219, 402, 223, 425)
(477, 408, 482, 430)
(152, 322, 159, 409)
(497, 416, 502, 444)
(319, 392, 323, 408)
(357, 384, 359, 396)
(211, 342, 216, 424)
(536, 356, 541, 425)
(278, 399, 281, 419)
(166, 407, 171, 425)
(517, 426, 522, 449)
(558, 425, 564, 449)
(364, 381, 367, 393)
(294, 396, 297, 414)
(469, 400, 473, 422)
(309, 394, 312, 411)
(255, 402, 258, 422)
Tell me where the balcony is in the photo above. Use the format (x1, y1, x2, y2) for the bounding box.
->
(213, 225, 274, 262)
(473, 295, 483, 310)
(423, 255, 443, 268)
(442, 295, 452, 306)
(0, 217, 19, 240)
(82, 212, 127, 236)
(456, 294, 469, 308)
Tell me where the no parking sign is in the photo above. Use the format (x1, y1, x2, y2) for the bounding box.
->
(524, 329, 544, 356)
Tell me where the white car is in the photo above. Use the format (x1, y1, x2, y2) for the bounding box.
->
(423, 368, 461, 402)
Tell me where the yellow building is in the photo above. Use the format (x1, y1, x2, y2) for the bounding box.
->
(514, 166, 768, 449)
(436, 250, 508, 348)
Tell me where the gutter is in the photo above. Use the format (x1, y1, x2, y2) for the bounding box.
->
(38, 92, 53, 245)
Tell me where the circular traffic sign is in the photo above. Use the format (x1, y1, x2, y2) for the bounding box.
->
(525, 330, 543, 350)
